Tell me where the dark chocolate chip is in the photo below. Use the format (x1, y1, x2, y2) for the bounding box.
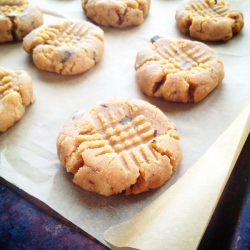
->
(154, 129, 157, 137)
(8, 16, 18, 42)
(153, 76, 166, 94)
(150, 35, 161, 43)
(120, 116, 132, 125)
(61, 50, 72, 63)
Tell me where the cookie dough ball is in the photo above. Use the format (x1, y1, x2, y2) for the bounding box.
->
(23, 19, 104, 75)
(135, 36, 224, 103)
(0, 67, 35, 132)
(175, 0, 244, 42)
(0, 0, 43, 43)
(57, 99, 182, 196)
(82, 0, 151, 28)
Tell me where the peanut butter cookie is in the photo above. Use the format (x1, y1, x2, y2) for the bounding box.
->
(82, 0, 151, 28)
(57, 99, 182, 196)
(23, 19, 104, 75)
(135, 36, 224, 103)
(0, 67, 34, 132)
(0, 0, 43, 43)
(175, 0, 244, 42)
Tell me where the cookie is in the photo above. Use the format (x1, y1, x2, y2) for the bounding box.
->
(0, 67, 34, 132)
(175, 0, 244, 42)
(82, 0, 151, 28)
(0, 0, 43, 43)
(135, 36, 224, 103)
(57, 99, 182, 196)
(22, 19, 104, 75)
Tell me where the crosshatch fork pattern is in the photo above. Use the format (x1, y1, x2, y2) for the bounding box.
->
(155, 41, 214, 73)
(0, 70, 15, 98)
(0, 0, 28, 14)
(76, 107, 157, 156)
(34, 22, 93, 46)
(187, 0, 233, 19)
(74, 106, 164, 172)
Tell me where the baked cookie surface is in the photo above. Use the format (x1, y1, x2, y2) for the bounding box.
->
(0, 67, 34, 132)
(135, 36, 224, 103)
(57, 99, 182, 196)
(23, 19, 104, 75)
(82, 0, 151, 28)
(175, 0, 244, 42)
(0, 0, 43, 43)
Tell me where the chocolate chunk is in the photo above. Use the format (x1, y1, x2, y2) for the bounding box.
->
(61, 50, 72, 63)
(120, 116, 132, 125)
(154, 129, 157, 137)
(150, 35, 161, 43)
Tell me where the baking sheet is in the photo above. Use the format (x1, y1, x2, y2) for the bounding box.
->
(0, 0, 250, 247)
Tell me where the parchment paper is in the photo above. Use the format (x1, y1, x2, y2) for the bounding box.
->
(0, 0, 250, 247)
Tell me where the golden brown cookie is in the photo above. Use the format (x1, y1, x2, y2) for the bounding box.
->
(82, 0, 151, 28)
(0, 67, 35, 132)
(23, 19, 104, 75)
(57, 99, 182, 196)
(0, 0, 43, 43)
(135, 36, 224, 103)
(175, 0, 244, 42)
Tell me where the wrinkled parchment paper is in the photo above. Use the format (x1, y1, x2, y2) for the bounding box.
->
(0, 0, 250, 248)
